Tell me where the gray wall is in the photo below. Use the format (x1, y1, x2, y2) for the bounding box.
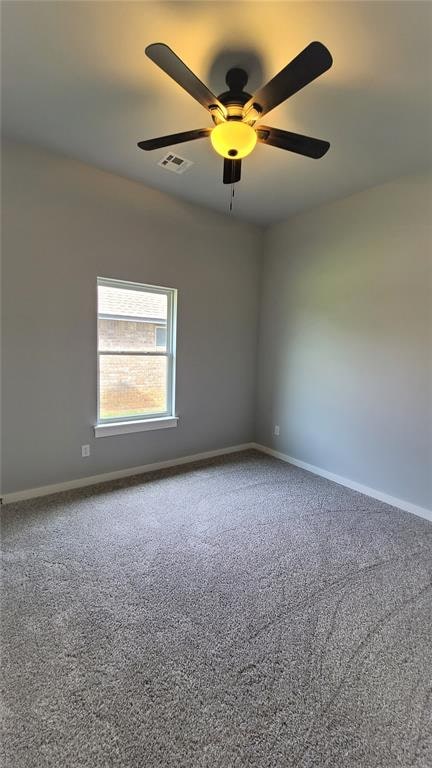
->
(1, 141, 263, 494)
(256, 175, 432, 509)
(2, 141, 430, 509)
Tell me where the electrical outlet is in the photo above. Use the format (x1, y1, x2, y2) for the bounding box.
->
(274, 425, 280, 436)
(81, 445, 90, 458)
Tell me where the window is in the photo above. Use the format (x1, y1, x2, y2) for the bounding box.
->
(95, 278, 177, 437)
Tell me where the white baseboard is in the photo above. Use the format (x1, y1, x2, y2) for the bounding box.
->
(252, 443, 432, 523)
(3, 442, 431, 525)
(1, 443, 255, 505)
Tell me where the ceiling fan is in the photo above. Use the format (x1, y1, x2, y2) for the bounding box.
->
(137, 42, 333, 184)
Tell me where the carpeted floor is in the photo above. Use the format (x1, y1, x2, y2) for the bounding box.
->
(1, 450, 432, 768)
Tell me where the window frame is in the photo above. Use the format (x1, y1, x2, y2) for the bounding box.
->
(96, 277, 177, 427)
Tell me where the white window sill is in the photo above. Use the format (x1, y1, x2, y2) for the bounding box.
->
(94, 416, 178, 438)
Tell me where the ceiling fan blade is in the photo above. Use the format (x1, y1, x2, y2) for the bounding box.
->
(137, 128, 211, 151)
(245, 42, 332, 117)
(257, 126, 330, 159)
(223, 158, 242, 184)
(146, 43, 226, 116)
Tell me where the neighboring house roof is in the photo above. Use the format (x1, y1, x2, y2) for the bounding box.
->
(98, 285, 167, 322)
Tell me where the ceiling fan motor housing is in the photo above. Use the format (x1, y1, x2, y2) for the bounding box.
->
(224, 67, 249, 95)
(217, 67, 251, 116)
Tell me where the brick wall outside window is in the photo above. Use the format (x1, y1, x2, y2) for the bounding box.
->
(99, 319, 167, 418)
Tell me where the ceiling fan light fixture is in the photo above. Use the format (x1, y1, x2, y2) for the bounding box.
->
(210, 121, 257, 160)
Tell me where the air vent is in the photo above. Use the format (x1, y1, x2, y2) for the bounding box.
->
(158, 153, 193, 174)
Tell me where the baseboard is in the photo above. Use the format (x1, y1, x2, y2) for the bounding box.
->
(4, 442, 430, 524)
(252, 443, 432, 523)
(1, 443, 255, 505)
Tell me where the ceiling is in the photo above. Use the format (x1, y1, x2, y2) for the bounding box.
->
(2, 1, 431, 226)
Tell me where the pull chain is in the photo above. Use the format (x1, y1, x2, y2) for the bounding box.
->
(229, 182, 235, 213)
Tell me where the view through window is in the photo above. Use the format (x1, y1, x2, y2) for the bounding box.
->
(97, 278, 176, 422)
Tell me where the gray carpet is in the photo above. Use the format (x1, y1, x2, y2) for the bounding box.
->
(1, 450, 432, 768)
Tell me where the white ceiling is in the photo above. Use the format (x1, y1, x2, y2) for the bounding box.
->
(2, 1, 431, 225)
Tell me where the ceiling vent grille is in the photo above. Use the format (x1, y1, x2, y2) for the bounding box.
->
(158, 153, 193, 174)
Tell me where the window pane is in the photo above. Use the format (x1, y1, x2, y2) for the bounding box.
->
(98, 285, 167, 321)
(155, 326, 167, 350)
(99, 355, 167, 420)
(98, 318, 167, 352)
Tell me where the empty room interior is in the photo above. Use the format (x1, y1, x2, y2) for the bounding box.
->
(1, 1, 432, 766)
